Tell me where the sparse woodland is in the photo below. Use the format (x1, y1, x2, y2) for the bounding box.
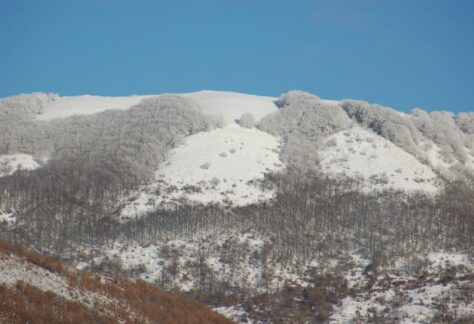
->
(1, 168, 473, 322)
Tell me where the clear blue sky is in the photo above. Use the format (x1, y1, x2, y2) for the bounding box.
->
(1, 0, 473, 113)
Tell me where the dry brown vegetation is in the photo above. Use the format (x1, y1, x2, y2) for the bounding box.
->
(0, 239, 233, 324)
(0, 282, 115, 324)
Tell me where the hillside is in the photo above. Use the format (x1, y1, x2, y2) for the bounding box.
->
(0, 90, 473, 322)
(1, 90, 473, 199)
(0, 239, 232, 324)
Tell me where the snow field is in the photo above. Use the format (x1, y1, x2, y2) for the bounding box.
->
(319, 126, 440, 193)
(120, 125, 283, 218)
(184, 90, 278, 123)
(36, 94, 154, 120)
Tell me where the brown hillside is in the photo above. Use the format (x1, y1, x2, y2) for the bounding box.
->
(0, 240, 233, 324)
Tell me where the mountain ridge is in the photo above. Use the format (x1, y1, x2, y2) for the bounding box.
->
(1, 89, 472, 202)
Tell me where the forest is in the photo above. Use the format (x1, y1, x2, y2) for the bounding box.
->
(1, 167, 473, 321)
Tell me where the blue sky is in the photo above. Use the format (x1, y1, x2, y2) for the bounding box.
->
(0, 0, 473, 113)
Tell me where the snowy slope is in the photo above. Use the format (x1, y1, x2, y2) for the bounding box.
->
(319, 127, 440, 193)
(102, 231, 304, 294)
(0, 253, 91, 302)
(121, 125, 283, 217)
(121, 92, 282, 218)
(0, 154, 41, 177)
(0, 244, 124, 318)
(32, 90, 450, 211)
(36, 90, 279, 122)
(183, 90, 278, 123)
(36, 94, 154, 120)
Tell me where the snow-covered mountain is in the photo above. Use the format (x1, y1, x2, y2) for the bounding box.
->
(2, 90, 472, 207)
(1, 90, 473, 323)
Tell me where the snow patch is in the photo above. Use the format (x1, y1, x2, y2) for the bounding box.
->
(0, 154, 41, 177)
(214, 306, 249, 322)
(0, 212, 16, 225)
(319, 127, 439, 193)
(427, 251, 474, 272)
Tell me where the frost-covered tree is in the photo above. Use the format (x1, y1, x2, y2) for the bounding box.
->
(456, 112, 474, 151)
(259, 91, 352, 169)
(263, 91, 352, 138)
(341, 100, 424, 160)
(238, 113, 256, 128)
(411, 109, 469, 163)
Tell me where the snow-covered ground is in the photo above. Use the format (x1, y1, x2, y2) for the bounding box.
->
(36, 94, 155, 120)
(427, 251, 474, 272)
(154, 125, 283, 204)
(213, 306, 249, 323)
(0, 154, 41, 177)
(100, 231, 307, 294)
(184, 90, 278, 123)
(0, 212, 16, 225)
(121, 125, 283, 218)
(0, 253, 76, 300)
(332, 252, 474, 323)
(319, 127, 440, 193)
